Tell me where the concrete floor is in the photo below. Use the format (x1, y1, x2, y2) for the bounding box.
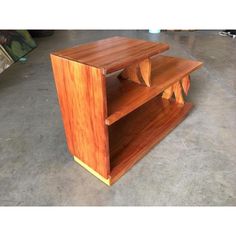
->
(0, 30, 235, 206)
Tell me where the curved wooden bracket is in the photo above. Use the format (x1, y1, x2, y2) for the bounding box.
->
(162, 86, 173, 100)
(162, 75, 191, 105)
(118, 58, 151, 87)
(118, 63, 141, 84)
(181, 75, 190, 95)
(173, 81, 184, 104)
(139, 58, 151, 87)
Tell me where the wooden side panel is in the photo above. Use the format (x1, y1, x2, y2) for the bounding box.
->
(50, 55, 110, 178)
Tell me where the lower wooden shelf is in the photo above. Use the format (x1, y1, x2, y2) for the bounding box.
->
(74, 95, 193, 185)
(109, 95, 192, 184)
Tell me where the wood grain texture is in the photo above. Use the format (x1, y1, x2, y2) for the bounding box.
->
(50, 54, 110, 178)
(109, 95, 193, 184)
(105, 55, 202, 125)
(119, 63, 142, 84)
(162, 86, 173, 100)
(119, 58, 151, 87)
(139, 58, 151, 87)
(51, 37, 203, 185)
(181, 75, 191, 95)
(173, 81, 184, 104)
(52, 36, 169, 74)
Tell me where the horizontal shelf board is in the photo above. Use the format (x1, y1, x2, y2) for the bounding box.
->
(109, 96, 193, 184)
(106, 55, 202, 125)
(51, 36, 169, 74)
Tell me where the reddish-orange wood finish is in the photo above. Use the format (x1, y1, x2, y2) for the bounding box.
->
(139, 58, 151, 87)
(106, 55, 202, 125)
(162, 86, 174, 100)
(50, 36, 203, 185)
(173, 81, 185, 104)
(109, 96, 193, 184)
(181, 75, 191, 95)
(52, 36, 169, 74)
(118, 58, 152, 87)
(119, 63, 142, 84)
(50, 55, 110, 178)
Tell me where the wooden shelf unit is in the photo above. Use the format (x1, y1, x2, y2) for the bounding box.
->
(50, 36, 202, 185)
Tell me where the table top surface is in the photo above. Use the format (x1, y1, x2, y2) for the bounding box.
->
(51, 36, 169, 74)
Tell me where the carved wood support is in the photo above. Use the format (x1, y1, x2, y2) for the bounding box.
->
(162, 75, 191, 104)
(181, 75, 190, 95)
(162, 86, 173, 100)
(173, 81, 184, 104)
(118, 58, 151, 87)
(139, 58, 151, 87)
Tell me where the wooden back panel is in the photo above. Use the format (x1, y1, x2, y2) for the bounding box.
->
(50, 55, 110, 178)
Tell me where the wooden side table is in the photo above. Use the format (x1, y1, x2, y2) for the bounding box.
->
(50, 36, 202, 185)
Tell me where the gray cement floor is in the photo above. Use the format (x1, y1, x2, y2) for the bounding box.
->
(0, 30, 235, 206)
